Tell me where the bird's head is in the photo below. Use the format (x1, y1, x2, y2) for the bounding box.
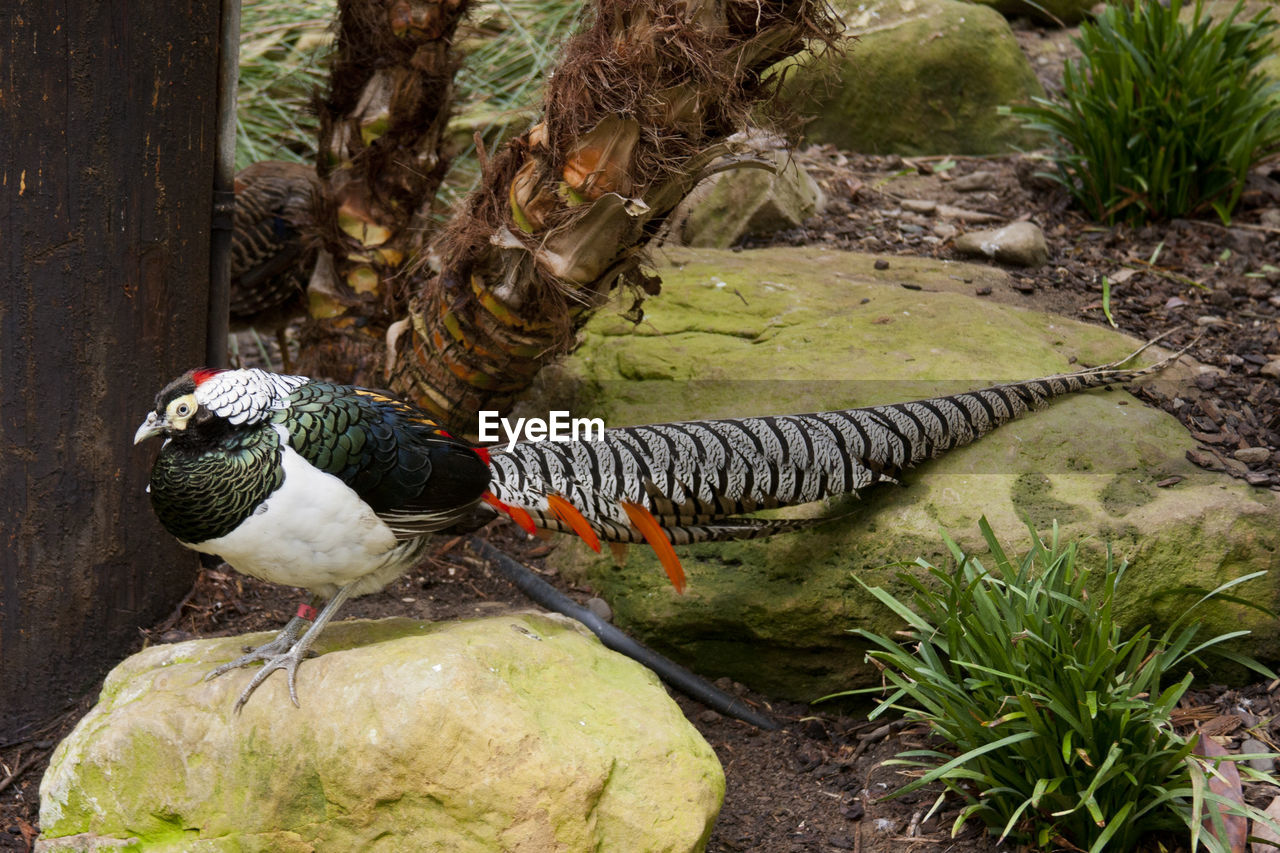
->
(134, 367, 309, 445)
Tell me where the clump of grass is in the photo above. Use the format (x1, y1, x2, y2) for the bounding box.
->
(236, 0, 583, 195)
(1010, 0, 1280, 225)
(845, 519, 1278, 852)
(237, 0, 335, 170)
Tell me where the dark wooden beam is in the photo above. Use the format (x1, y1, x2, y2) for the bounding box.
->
(0, 0, 224, 737)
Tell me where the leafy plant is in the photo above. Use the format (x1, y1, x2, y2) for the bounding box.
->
(1009, 0, 1280, 225)
(846, 519, 1278, 852)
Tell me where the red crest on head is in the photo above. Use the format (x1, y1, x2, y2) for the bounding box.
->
(190, 368, 226, 386)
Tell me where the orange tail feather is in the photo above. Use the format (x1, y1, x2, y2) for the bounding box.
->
(546, 494, 602, 553)
(621, 501, 686, 594)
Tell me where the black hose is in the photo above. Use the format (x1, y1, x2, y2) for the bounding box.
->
(469, 537, 781, 731)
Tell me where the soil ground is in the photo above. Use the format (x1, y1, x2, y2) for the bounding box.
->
(6, 21, 1280, 853)
(7, 527, 1280, 853)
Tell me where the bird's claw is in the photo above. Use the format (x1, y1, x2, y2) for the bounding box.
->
(203, 634, 310, 712)
(204, 633, 298, 682)
(231, 649, 306, 713)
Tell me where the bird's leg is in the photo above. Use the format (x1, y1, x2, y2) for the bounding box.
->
(226, 583, 358, 713)
(204, 594, 324, 682)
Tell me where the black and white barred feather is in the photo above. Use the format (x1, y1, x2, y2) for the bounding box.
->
(484, 346, 1179, 548)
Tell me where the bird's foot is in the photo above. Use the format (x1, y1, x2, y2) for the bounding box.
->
(203, 611, 317, 711)
(229, 644, 309, 713)
(203, 588, 352, 712)
(205, 633, 299, 681)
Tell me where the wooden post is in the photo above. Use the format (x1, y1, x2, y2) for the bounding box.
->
(0, 0, 224, 737)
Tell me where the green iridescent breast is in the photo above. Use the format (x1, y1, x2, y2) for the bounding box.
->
(149, 426, 284, 544)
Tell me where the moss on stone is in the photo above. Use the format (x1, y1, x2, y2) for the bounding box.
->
(39, 616, 723, 852)
(545, 247, 1280, 701)
(785, 0, 1045, 154)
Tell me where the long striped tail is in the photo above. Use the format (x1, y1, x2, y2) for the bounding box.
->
(482, 339, 1184, 590)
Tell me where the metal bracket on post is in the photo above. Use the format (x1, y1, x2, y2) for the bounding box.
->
(207, 0, 241, 369)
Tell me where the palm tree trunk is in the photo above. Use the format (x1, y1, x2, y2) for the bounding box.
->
(303, 0, 840, 430)
(297, 0, 472, 386)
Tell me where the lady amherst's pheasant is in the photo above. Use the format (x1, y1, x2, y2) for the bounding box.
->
(229, 161, 320, 373)
(135, 346, 1175, 710)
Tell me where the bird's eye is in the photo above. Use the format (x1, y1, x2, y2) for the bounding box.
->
(175, 402, 192, 417)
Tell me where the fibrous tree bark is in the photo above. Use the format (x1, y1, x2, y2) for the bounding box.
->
(297, 0, 473, 386)
(294, 0, 840, 432)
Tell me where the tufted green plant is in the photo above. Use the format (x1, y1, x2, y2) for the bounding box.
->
(845, 519, 1279, 852)
(1009, 0, 1280, 225)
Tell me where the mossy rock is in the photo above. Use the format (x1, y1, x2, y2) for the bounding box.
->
(540, 247, 1280, 702)
(784, 0, 1045, 155)
(38, 615, 723, 852)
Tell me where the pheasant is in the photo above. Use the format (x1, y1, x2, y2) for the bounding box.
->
(229, 161, 321, 373)
(135, 345, 1175, 710)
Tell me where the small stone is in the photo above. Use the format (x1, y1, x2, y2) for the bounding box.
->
(1224, 457, 1250, 477)
(951, 170, 997, 192)
(900, 199, 937, 214)
(932, 222, 959, 240)
(1165, 296, 1188, 309)
(1156, 476, 1184, 488)
(954, 222, 1049, 268)
(1234, 447, 1272, 465)
(37, 616, 722, 850)
(1196, 315, 1226, 326)
(975, 286, 992, 296)
(1193, 373, 1218, 391)
(1247, 472, 1274, 486)
(1262, 360, 1280, 380)
(585, 597, 613, 623)
(874, 259, 890, 270)
(1241, 737, 1276, 772)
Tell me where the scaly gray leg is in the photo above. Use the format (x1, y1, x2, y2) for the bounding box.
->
(211, 584, 357, 713)
(205, 594, 324, 682)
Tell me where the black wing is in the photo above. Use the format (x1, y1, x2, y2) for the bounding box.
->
(275, 382, 491, 538)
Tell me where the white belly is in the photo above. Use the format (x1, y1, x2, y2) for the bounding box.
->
(190, 446, 414, 597)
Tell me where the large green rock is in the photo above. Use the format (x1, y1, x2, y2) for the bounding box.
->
(786, 0, 1045, 154)
(38, 615, 723, 852)
(543, 246, 1280, 701)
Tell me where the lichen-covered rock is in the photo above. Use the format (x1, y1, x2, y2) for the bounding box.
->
(785, 0, 1044, 155)
(675, 149, 826, 249)
(543, 246, 1280, 701)
(38, 615, 723, 853)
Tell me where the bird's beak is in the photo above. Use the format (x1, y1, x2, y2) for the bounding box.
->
(134, 412, 166, 445)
